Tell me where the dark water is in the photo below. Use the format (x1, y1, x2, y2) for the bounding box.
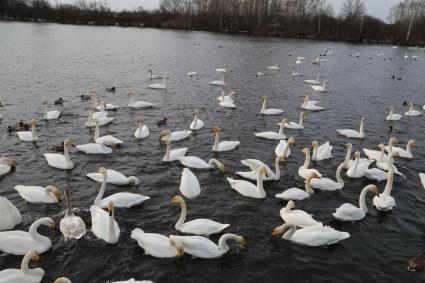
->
(1, 21, 425, 282)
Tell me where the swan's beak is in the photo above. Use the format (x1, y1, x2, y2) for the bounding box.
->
(272, 228, 279, 237)
(240, 237, 247, 247)
(176, 246, 184, 257)
(50, 222, 57, 230)
(171, 196, 179, 204)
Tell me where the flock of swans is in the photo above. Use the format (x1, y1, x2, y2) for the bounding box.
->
(0, 48, 424, 282)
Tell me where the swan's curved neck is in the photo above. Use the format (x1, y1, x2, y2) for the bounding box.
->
(127, 176, 139, 185)
(344, 146, 352, 168)
(383, 170, 394, 196)
(303, 151, 310, 168)
(208, 158, 223, 169)
(213, 132, 220, 151)
(406, 143, 413, 155)
(261, 99, 266, 113)
(283, 225, 296, 239)
(164, 143, 171, 161)
(175, 200, 187, 229)
(128, 95, 135, 106)
(163, 78, 167, 87)
(378, 146, 385, 162)
(312, 146, 318, 160)
(359, 186, 370, 212)
(389, 109, 394, 118)
(336, 163, 344, 186)
(43, 105, 48, 119)
(193, 115, 198, 127)
(388, 140, 395, 153)
(64, 190, 73, 216)
(108, 210, 116, 242)
(282, 142, 290, 157)
(63, 143, 71, 165)
(31, 123, 37, 139)
(94, 172, 107, 205)
(218, 234, 238, 252)
(299, 113, 304, 127)
(94, 122, 100, 140)
(29, 220, 50, 244)
(302, 96, 309, 107)
(256, 171, 265, 193)
(138, 121, 144, 131)
(278, 122, 284, 136)
(20, 252, 33, 274)
(359, 120, 364, 136)
(274, 156, 281, 179)
(352, 156, 360, 173)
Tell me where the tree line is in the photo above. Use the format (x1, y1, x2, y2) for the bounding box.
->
(1, 0, 424, 44)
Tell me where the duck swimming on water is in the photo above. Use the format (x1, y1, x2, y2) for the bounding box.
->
(157, 117, 168, 127)
(80, 95, 91, 101)
(106, 86, 116, 92)
(54, 98, 63, 105)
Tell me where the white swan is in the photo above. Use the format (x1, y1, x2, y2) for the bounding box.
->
(217, 90, 236, 103)
(87, 168, 140, 186)
(14, 185, 61, 204)
(90, 201, 120, 244)
(111, 278, 153, 283)
(178, 168, 201, 199)
(405, 103, 422, 116)
(272, 223, 349, 246)
(333, 184, 379, 221)
(275, 173, 320, 200)
(131, 228, 183, 258)
(42, 100, 60, 120)
(275, 137, 295, 158)
(385, 139, 416, 159)
(0, 217, 54, 255)
(163, 140, 188, 162)
(280, 200, 322, 227)
(304, 72, 320, 84)
(364, 168, 389, 182)
(85, 107, 113, 127)
(0, 157, 16, 177)
(219, 98, 236, 108)
(0, 251, 44, 283)
(148, 69, 162, 79)
(255, 118, 287, 140)
(337, 115, 365, 138)
(260, 96, 284, 115)
(298, 148, 321, 179)
(283, 112, 307, 129)
(301, 93, 324, 111)
(60, 188, 86, 240)
(54, 278, 73, 283)
(236, 155, 284, 181)
(311, 162, 345, 191)
(209, 75, 225, 86)
(363, 143, 389, 162)
(178, 156, 226, 172)
(311, 80, 328, 92)
(160, 130, 192, 142)
(96, 100, 119, 111)
(344, 143, 373, 169)
(212, 127, 240, 152)
(44, 139, 75, 170)
(311, 141, 333, 161)
(268, 64, 280, 70)
(216, 66, 227, 73)
(347, 151, 371, 178)
(169, 234, 245, 258)
(0, 196, 22, 231)
(171, 196, 229, 235)
(227, 166, 268, 198)
(373, 168, 396, 211)
(386, 105, 402, 121)
(134, 117, 149, 139)
(420, 173, 425, 189)
(148, 76, 169, 89)
(188, 69, 198, 76)
(127, 92, 154, 108)
(17, 119, 38, 142)
(376, 151, 403, 176)
(76, 140, 112, 155)
(92, 118, 123, 146)
(190, 111, 204, 130)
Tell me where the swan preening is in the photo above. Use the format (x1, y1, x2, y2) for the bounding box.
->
(0, 251, 44, 282)
(44, 139, 75, 169)
(178, 156, 226, 172)
(337, 115, 365, 138)
(212, 126, 240, 152)
(17, 119, 38, 142)
(60, 188, 86, 240)
(42, 100, 61, 120)
(260, 96, 284, 115)
(0, 157, 16, 177)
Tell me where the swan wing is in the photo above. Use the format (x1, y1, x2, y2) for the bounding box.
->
(363, 149, 388, 161)
(333, 203, 364, 221)
(235, 171, 257, 181)
(241, 159, 273, 176)
(292, 226, 350, 246)
(336, 129, 360, 138)
(96, 135, 123, 145)
(364, 168, 388, 181)
(99, 193, 150, 208)
(263, 109, 284, 115)
(14, 186, 56, 203)
(227, 178, 265, 198)
(171, 235, 222, 258)
(43, 153, 71, 169)
(131, 101, 154, 108)
(47, 110, 61, 119)
(280, 210, 322, 227)
(167, 148, 188, 161)
(131, 229, 177, 258)
(180, 219, 230, 236)
(275, 140, 291, 157)
(310, 178, 341, 191)
(0, 230, 50, 255)
(0, 164, 11, 176)
(218, 141, 240, 151)
(317, 142, 332, 159)
(0, 197, 22, 231)
(420, 173, 425, 189)
(178, 156, 208, 169)
(275, 188, 309, 200)
(179, 168, 201, 199)
(76, 143, 112, 154)
(254, 131, 284, 140)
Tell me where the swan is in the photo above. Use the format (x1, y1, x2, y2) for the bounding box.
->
(268, 64, 280, 70)
(236, 155, 285, 181)
(54, 278, 73, 283)
(178, 156, 226, 172)
(298, 148, 321, 179)
(87, 168, 140, 186)
(163, 140, 188, 162)
(373, 168, 396, 211)
(275, 137, 296, 158)
(127, 92, 154, 108)
(311, 80, 328, 92)
(211, 126, 240, 152)
(256, 71, 266, 77)
(420, 173, 425, 189)
(364, 168, 389, 182)
(0, 251, 44, 283)
(92, 119, 123, 146)
(169, 234, 245, 258)
(90, 201, 120, 244)
(275, 173, 320, 201)
(44, 139, 75, 169)
(385, 139, 416, 159)
(0, 196, 22, 231)
(260, 96, 284, 115)
(76, 140, 112, 155)
(272, 223, 349, 246)
(311, 141, 333, 161)
(405, 103, 422, 116)
(148, 69, 162, 79)
(60, 188, 86, 240)
(131, 228, 183, 258)
(347, 151, 371, 178)
(188, 69, 198, 76)
(190, 111, 204, 130)
(111, 278, 153, 283)
(217, 90, 236, 103)
(311, 162, 345, 191)
(17, 119, 38, 142)
(304, 72, 320, 84)
(134, 117, 149, 139)
(291, 67, 301, 76)
(336, 115, 365, 138)
(85, 107, 113, 127)
(363, 143, 389, 162)
(0, 217, 54, 255)
(283, 112, 307, 129)
(216, 66, 227, 73)
(255, 118, 287, 140)
(209, 75, 225, 86)
(42, 100, 60, 120)
(160, 130, 192, 142)
(301, 93, 324, 111)
(333, 184, 379, 221)
(386, 105, 402, 121)
(376, 151, 403, 176)
(280, 200, 322, 227)
(171, 196, 229, 235)
(227, 166, 268, 198)
(178, 168, 201, 199)
(93, 167, 149, 208)
(95, 100, 119, 111)
(148, 76, 169, 89)
(14, 185, 61, 203)
(344, 143, 373, 169)
(219, 97, 236, 108)
(0, 157, 16, 177)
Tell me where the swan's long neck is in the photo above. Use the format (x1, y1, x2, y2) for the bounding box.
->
(322, 80, 326, 88)
(388, 140, 394, 154)
(163, 78, 167, 87)
(108, 210, 116, 242)
(94, 122, 100, 140)
(282, 142, 290, 157)
(274, 156, 281, 179)
(43, 105, 48, 119)
(305, 178, 314, 194)
(389, 109, 394, 118)
(344, 146, 352, 168)
(29, 220, 50, 244)
(352, 156, 360, 173)
(256, 171, 265, 192)
(316, 72, 320, 81)
(406, 142, 412, 155)
(278, 122, 284, 137)
(303, 151, 310, 168)
(312, 146, 318, 160)
(336, 163, 344, 186)
(20, 252, 33, 274)
(359, 186, 370, 212)
(137, 121, 143, 132)
(164, 143, 171, 161)
(260, 99, 266, 113)
(175, 201, 187, 230)
(31, 123, 36, 139)
(63, 143, 71, 165)
(218, 234, 238, 253)
(64, 190, 73, 217)
(378, 146, 385, 162)
(213, 132, 220, 151)
(298, 113, 304, 127)
(87, 110, 93, 123)
(94, 172, 107, 205)
(283, 225, 296, 239)
(383, 170, 394, 196)
(128, 95, 134, 106)
(387, 153, 395, 166)
(359, 120, 364, 136)
(193, 115, 198, 127)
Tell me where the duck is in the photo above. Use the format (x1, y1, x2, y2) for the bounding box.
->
(333, 184, 379, 221)
(268, 64, 280, 70)
(275, 173, 320, 201)
(86, 168, 140, 186)
(49, 142, 64, 152)
(363, 143, 389, 162)
(171, 196, 229, 235)
(54, 98, 64, 105)
(148, 76, 169, 89)
(280, 200, 322, 227)
(217, 90, 236, 103)
(17, 119, 38, 142)
(90, 201, 120, 244)
(272, 223, 349, 246)
(209, 75, 226, 86)
(14, 185, 61, 204)
(178, 156, 226, 172)
(236, 155, 285, 181)
(304, 72, 320, 84)
(337, 115, 365, 138)
(106, 86, 116, 92)
(211, 126, 240, 152)
(311, 80, 328, 92)
(159, 129, 192, 142)
(7, 122, 29, 133)
(347, 151, 371, 178)
(42, 100, 61, 120)
(134, 117, 149, 139)
(80, 94, 91, 101)
(0, 251, 44, 282)
(178, 168, 201, 199)
(405, 103, 422, 116)
(187, 69, 198, 76)
(311, 162, 345, 191)
(260, 96, 284, 115)
(274, 137, 296, 158)
(190, 111, 204, 130)
(283, 112, 307, 129)
(91, 119, 123, 146)
(131, 228, 183, 258)
(76, 140, 112, 155)
(169, 234, 246, 258)
(0, 157, 16, 177)
(408, 252, 425, 272)
(60, 188, 86, 240)
(386, 105, 402, 121)
(373, 168, 396, 211)
(0, 196, 22, 231)
(163, 140, 188, 162)
(148, 69, 162, 79)
(227, 166, 268, 198)
(385, 139, 416, 159)
(298, 148, 321, 179)
(301, 93, 324, 111)
(157, 117, 168, 127)
(127, 92, 154, 108)
(254, 118, 287, 140)
(44, 139, 75, 169)
(0, 217, 54, 255)
(311, 141, 333, 161)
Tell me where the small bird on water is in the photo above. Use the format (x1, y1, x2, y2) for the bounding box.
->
(157, 117, 168, 127)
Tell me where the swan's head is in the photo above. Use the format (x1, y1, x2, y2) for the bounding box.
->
(42, 100, 48, 106)
(408, 102, 414, 107)
(236, 236, 247, 247)
(137, 117, 145, 124)
(28, 250, 41, 263)
(409, 140, 417, 147)
(90, 118, 100, 125)
(286, 200, 296, 210)
(301, 147, 310, 155)
(4, 158, 17, 168)
(228, 91, 237, 97)
(211, 126, 221, 133)
(169, 236, 184, 257)
(277, 155, 286, 163)
(46, 185, 61, 203)
(127, 92, 135, 97)
(324, 80, 328, 84)
(40, 217, 56, 229)
(107, 201, 115, 216)
(31, 119, 38, 126)
(378, 143, 385, 149)
(64, 139, 75, 147)
(159, 130, 171, 140)
(389, 105, 394, 111)
(390, 137, 399, 144)
(281, 118, 289, 124)
(301, 111, 308, 117)
(260, 95, 268, 101)
(345, 143, 352, 150)
(366, 184, 380, 196)
(353, 151, 361, 160)
(288, 137, 296, 145)
(54, 277, 72, 283)
(171, 195, 184, 205)
(193, 111, 200, 116)
(97, 167, 108, 176)
(311, 141, 318, 148)
(90, 90, 96, 96)
(85, 106, 94, 111)
(303, 92, 310, 97)
(163, 140, 171, 146)
(272, 223, 294, 237)
(259, 166, 268, 177)
(360, 115, 366, 122)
